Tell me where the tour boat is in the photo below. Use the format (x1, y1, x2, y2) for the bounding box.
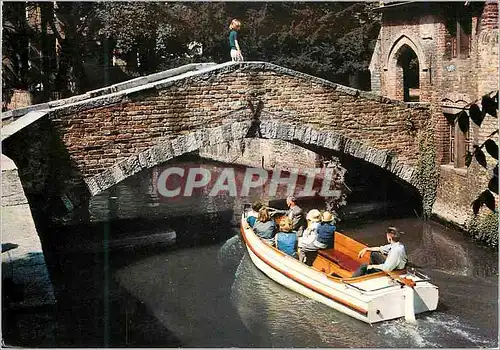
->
(240, 213, 439, 324)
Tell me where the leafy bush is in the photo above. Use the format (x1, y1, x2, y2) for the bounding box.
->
(466, 211, 499, 248)
(451, 91, 498, 214)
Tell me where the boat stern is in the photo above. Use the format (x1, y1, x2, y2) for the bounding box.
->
(367, 280, 439, 323)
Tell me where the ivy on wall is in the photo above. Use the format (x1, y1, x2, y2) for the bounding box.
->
(414, 120, 439, 220)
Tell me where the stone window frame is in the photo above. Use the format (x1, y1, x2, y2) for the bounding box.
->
(442, 100, 471, 171)
(384, 35, 429, 102)
(445, 7, 473, 59)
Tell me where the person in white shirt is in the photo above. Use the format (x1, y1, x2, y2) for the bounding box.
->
(298, 209, 322, 266)
(351, 227, 408, 277)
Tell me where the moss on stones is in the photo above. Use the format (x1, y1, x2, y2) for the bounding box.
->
(414, 121, 439, 220)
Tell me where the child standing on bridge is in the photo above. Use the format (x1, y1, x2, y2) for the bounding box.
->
(229, 19, 244, 62)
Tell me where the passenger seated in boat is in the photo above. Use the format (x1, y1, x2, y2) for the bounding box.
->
(253, 207, 277, 245)
(246, 201, 263, 228)
(315, 211, 336, 249)
(275, 217, 298, 259)
(298, 209, 322, 266)
(270, 196, 306, 236)
(351, 227, 408, 277)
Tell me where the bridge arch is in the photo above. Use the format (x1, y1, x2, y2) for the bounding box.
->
(84, 120, 420, 199)
(3, 61, 431, 218)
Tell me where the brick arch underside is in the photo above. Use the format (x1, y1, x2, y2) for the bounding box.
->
(84, 120, 419, 198)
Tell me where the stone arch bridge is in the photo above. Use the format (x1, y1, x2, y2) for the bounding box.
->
(2, 61, 430, 221)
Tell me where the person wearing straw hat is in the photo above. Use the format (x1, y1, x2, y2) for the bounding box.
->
(298, 209, 322, 266)
(314, 211, 336, 249)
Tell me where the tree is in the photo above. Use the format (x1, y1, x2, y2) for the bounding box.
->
(2, 2, 35, 94)
(163, 2, 380, 86)
(451, 91, 498, 214)
(3, 2, 381, 106)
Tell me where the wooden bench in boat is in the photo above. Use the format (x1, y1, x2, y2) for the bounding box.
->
(312, 231, 371, 278)
(318, 249, 361, 272)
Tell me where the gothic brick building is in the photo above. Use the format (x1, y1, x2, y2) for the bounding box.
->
(369, 1, 498, 225)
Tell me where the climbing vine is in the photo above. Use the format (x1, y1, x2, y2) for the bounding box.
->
(414, 120, 439, 220)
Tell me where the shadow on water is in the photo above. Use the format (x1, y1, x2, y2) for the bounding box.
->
(2, 247, 184, 347)
(113, 244, 258, 347)
(7, 212, 255, 347)
(4, 204, 497, 347)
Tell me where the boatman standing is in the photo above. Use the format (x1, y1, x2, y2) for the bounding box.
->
(269, 196, 306, 236)
(285, 196, 306, 237)
(351, 227, 408, 277)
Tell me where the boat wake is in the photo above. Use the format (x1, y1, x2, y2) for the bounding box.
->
(376, 312, 495, 348)
(221, 234, 495, 348)
(217, 233, 246, 272)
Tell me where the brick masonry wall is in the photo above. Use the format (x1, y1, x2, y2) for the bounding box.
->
(49, 66, 429, 180)
(371, 2, 499, 227)
(81, 139, 320, 224)
(3, 62, 430, 226)
(435, 3, 499, 224)
(199, 138, 319, 171)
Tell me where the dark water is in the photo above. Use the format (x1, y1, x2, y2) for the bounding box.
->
(3, 216, 498, 348)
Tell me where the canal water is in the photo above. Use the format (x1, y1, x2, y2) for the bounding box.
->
(6, 213, 497, 347)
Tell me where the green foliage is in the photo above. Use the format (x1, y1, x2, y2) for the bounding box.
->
(450, 91, 498, 215)
(2, 2, 35, 91)
(415, 122, 439, 220)
(466, 211, 499, 248)
(2, 1, 381, 107)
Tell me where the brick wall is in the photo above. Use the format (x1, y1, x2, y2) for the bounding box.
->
(371, 2, 499, 227)
(3, 62, 431, 226)
(200, 138, 319, 171)
(47, 64, 429, 179)
(82, 140, 320, 224)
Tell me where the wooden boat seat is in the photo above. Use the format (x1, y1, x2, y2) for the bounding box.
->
(318, 249, 362, 273)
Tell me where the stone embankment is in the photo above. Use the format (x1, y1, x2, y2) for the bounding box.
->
(1, 154, 55, 309)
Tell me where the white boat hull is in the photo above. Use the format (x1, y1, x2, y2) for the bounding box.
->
(241, 219, 439, 324)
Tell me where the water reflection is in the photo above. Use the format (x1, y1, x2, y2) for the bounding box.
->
(409, 223, 471, 276)
(342, 218, 498, 278)
(114, 245, 257, 347)
(230, 254, 382, 347)
(111, 216, 497, 348)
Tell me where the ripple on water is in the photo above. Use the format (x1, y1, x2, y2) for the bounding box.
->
(376, 312, 496, 348)
(224, 229, 497, 348)
(230, 253, 388, 347)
